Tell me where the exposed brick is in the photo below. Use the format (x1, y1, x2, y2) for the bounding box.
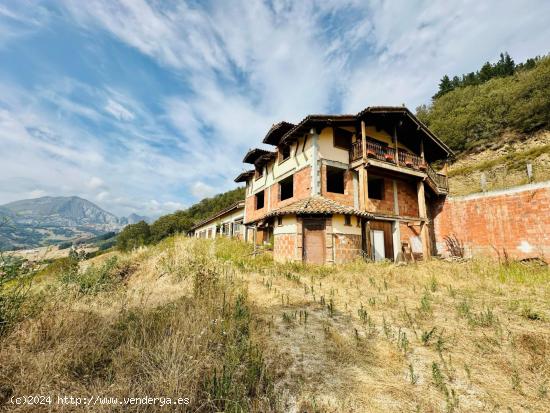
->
(433, 185, 550, 259)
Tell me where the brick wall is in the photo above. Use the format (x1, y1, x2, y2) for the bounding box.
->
(244, 166, 311, 224)
(433, 182, 550, 259)
(333, 234, 361, 263)
(366, 176, 419, 217)
(320, 164, 355, 206)
(273, 233, 298, 262)
(398, 181, 420, 217)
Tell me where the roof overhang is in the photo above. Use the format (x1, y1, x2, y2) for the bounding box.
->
(280, 114, 356, 145)
(242, 148, 272, 164)
(190, 200, 245, 231)
(234, 170, 255, 183)
(357, 106, 454, 162)
(262, 121, 295, 145)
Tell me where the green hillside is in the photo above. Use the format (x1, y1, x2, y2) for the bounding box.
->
(117, 187, 245, 250)
(416, 54, 550, 153)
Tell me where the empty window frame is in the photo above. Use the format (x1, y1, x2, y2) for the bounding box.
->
(255, 165, 263, 179)
(344, 215, 351, 226)
(255, 191, 265, 209)
(333, 127, 353, 150)
(280, 145, 291, 162)
(279, 175, 294, 201)
(326, 166, 345, 194)
(368, 176, 385, 200)
(277, 216, 283, 226)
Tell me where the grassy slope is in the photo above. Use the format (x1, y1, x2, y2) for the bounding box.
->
(2, 237, 549, 412)
(447, 130, 550, 196)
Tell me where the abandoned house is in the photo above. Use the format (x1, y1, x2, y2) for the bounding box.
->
(234, 106, 454, 264)
(190, 200, 245, 239)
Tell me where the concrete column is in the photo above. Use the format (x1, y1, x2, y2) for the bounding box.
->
(310, 129, 320, 196)
(392, 179, 399, 215)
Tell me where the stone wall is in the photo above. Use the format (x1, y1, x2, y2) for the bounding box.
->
(433, 182, 550, 259)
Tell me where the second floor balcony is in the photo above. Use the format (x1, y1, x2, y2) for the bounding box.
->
(350, 139, 449, 193)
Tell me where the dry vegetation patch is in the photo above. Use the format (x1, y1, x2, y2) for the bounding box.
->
(1, 237, 549, 412)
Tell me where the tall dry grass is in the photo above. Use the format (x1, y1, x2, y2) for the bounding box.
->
(0, 238, 275, 412)
(1, 236, 549, 412)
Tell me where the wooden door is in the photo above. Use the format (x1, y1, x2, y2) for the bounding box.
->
(303, 219, 326, 264)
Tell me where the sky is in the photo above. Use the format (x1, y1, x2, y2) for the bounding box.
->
(1, 0, 549, 217)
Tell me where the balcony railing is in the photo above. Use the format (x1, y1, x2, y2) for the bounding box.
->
(349, 138, 448, 192)
(427, 163, 449, 192)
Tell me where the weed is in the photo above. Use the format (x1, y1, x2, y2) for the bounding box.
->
(420, 290, 432, 313)
(409, 363, 418, 385)
(520, 306, 544, 321)
(421, 327, 437, 346)
(429, 275, 438, 292)
(432, 362, 446, 393)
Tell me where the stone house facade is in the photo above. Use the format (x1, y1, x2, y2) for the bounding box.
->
(235, 106, 453, 264)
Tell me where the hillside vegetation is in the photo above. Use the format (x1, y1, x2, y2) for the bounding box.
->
(116, 187, 244, 251)
(1, 237, 548, 412)
(417, 54, 549, 153)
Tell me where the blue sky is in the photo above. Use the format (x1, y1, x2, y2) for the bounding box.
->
(1, 0, 549, 217)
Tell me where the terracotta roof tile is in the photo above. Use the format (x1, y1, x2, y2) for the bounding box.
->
(266, 196, 372, 218)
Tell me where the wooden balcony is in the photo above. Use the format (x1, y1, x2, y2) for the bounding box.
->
(350, 139, 448, 193)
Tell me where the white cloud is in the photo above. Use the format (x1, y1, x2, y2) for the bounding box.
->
(28, 189, 47, 198)
(104, 98, 135, 121)
(190, 181, 216, 199)
(88, 176, 104, 189)
(2, 0, 549, 218)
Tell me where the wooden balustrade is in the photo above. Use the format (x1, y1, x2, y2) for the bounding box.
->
(349, 138, 448, 192)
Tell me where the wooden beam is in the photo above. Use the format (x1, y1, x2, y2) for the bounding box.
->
(361, 120, 367, 161)
(394, 124, 399, 161)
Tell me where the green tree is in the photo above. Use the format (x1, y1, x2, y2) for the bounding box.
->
(150, 211, 194, 242)
(433, 75, 454, 99)
(116, 221, 151, 252)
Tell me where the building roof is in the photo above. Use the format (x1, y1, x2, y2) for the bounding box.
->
(356, 106, 454, 161)
(280, 114, 356, 145)
(262, 121, 295, 145)
(234, 170, 255, 183)
(242, 148, 273, 164)
(265, 196, 373, 218)
(189, 200, 245, 231)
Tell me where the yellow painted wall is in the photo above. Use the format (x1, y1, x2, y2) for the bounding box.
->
(364, 126, 413, 152)
(332, 214, 362, 235)
(318, 127, 353, 165)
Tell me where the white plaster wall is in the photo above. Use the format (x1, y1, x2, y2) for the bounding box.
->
(250, 136, 314, 194)
(273, 215, 297, 235)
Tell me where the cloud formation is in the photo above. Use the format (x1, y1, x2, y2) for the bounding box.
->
(0, 0, 549, 216)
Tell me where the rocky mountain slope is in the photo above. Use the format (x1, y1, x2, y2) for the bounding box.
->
(0, 196, 147, 250)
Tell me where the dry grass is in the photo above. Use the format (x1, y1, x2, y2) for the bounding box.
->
(1, 236, 549, 412)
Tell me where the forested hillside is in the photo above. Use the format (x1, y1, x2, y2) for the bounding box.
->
(116, 187, 245, 250)
(417, 54, 549, 153)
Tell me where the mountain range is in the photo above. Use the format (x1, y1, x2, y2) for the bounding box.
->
(0, 196, 150, 251)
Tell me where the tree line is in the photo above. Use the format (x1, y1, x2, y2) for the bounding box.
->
(116, 187, 245, 251)
(417, 54, 549, 153)
(433, 52, 540, 99)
